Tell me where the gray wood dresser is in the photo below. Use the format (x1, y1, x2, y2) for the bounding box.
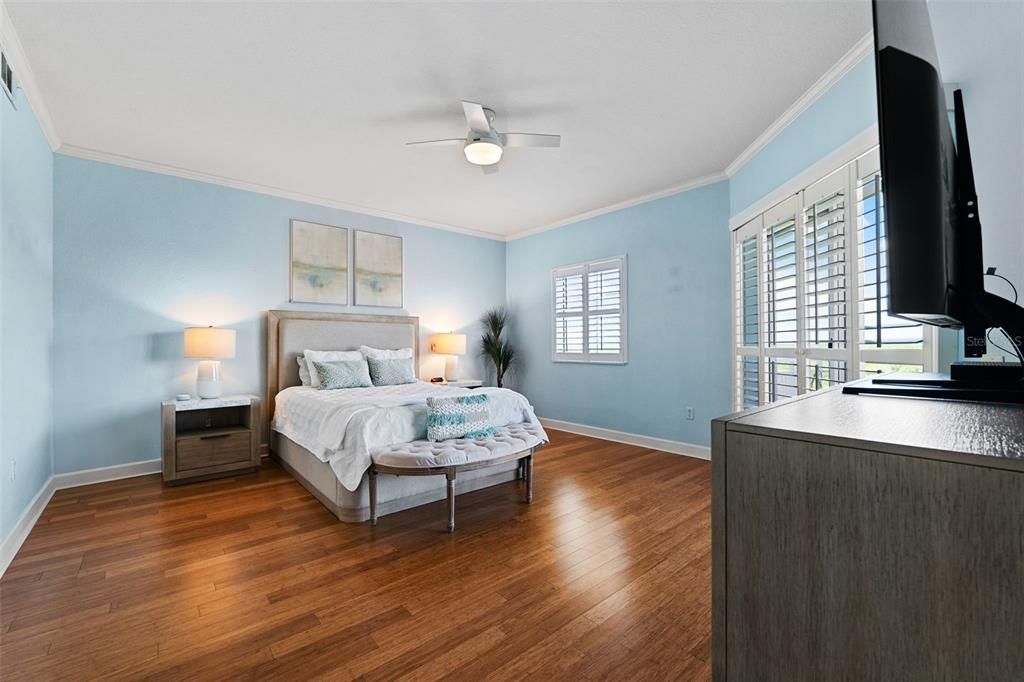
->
(711, 381, 1024, 680)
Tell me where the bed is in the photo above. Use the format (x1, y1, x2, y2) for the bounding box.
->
(265, 310, 546, 522)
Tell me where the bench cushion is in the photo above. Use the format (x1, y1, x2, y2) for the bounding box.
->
(371, 422, 545, 469)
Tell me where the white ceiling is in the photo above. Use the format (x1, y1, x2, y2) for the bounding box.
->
(7, 1, 872, 237)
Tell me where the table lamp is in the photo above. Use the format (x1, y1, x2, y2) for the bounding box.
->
(184, 326, 236, 399)
(430, 332, 467, 382)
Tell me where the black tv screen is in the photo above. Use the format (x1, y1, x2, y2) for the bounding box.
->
(873, 0, 962, 327)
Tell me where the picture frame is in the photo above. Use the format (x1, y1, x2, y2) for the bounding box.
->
(353, 230, 404, 308)
(289, 220, 349, 305)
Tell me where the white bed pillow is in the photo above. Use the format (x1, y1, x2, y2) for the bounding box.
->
(359, 345, 414, 360)
(297, 355, 311, 386)
(303, 349, 364, 388)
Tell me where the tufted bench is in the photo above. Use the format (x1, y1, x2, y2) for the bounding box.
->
(368, 422, 546, 532)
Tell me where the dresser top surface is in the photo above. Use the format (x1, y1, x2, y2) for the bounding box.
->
(721, 383, 1024, 467)
(163, 395, 254, 412)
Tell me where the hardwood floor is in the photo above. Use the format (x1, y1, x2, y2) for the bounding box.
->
(0, 430, 712, 680)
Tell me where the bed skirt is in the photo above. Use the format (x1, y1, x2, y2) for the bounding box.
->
(272, 431, 519, 522)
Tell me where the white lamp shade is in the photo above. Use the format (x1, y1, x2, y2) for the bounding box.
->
(184, 327, 236, 359)
(430, 332, 467, 356)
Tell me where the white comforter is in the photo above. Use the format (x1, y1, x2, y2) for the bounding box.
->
(272, 382, 547, 491)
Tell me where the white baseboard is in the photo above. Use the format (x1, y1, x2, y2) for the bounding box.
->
(52, 458, 161, 490)
(0, 476, 57, 578)
(539, 418, 711, 461)
(0, 458, 161, 577)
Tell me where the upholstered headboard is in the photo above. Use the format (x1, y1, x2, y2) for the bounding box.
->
(264, 310, 419, 450)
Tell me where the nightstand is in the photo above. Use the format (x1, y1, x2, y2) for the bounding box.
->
(442, 379, 484, 389)
(161, 395, 261, 485)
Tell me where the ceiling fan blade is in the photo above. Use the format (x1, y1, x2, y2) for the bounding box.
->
(501, 133, 561, 148)
(406, 138, 465, 148)
(482, 164, 499, 176)
(461, 101, 491, 133)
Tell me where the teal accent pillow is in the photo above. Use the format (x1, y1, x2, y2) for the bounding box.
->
(426, 394, 497, 441)
(367, 356, 417, 386)
(312, 359, 373, 390)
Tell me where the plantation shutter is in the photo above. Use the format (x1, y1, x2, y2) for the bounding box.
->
(553, 265, 585, 360)
(732, 147, 935, 410)
(587, 258, 626, 362)
(733, 216, 762, 410)
(803, 173, 848, 350)
(763, 210, 798, 348)
(801, 168, 850, 393)
(552, 256, 627, 363)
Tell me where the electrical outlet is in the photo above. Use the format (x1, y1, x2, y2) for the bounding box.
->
(10, 460, 15, 482)
(686, 407, 695, 421)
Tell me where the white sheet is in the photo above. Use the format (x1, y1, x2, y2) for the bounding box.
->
(272, 381, 547, 491)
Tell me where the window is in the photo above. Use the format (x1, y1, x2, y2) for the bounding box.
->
(1, 46, 15, 106)
(552, 256, 627, 363)
(732, 148, 933, 410)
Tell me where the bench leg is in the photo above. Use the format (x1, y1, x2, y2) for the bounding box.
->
(526, 454, 534, 503)
(368, 468, 378, 526)
(446, 472, 456, 533)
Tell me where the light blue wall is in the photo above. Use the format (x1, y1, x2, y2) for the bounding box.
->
(52, 156, 506, 474)
(931, 0, 1024, 313)
(506, 181, 731, 447)
(729, 57, 877, 218)
(1, 80, 54, 539)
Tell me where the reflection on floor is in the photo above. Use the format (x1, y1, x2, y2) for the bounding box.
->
(0, 429, 712, 680)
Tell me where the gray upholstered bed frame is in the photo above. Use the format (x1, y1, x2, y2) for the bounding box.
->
(265, 310, 518, 523)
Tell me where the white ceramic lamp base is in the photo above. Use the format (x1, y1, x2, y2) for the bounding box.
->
(196, 360, 224, 399)
(444, 355, 460, 382)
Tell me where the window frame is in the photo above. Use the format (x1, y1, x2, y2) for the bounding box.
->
(731, 147, 936, 410)
(551, 255, 628, 364)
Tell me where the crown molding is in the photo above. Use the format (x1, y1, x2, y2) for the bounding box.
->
(724, 32, 873, 178)
(56, 143, 507, 241)
(505, 171, 728, 241)
(0, 0, 61, 150)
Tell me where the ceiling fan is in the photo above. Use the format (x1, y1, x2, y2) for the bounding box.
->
(406, 101, 561, 174)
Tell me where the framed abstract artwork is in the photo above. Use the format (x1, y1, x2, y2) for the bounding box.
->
(289, 220, 349, 305)
(354, 230, 403, 307)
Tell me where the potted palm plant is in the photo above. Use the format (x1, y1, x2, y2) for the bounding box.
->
(480, 307, 515, 388)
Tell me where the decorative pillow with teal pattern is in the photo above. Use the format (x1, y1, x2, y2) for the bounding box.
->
(311, 359, 373, 390)
(366, 356, 417, 386)
(426, 394, 497, 441)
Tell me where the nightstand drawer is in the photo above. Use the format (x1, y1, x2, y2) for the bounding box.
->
(177, 430, 251, 471)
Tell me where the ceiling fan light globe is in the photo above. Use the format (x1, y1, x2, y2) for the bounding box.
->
(463, 140, 503, 166)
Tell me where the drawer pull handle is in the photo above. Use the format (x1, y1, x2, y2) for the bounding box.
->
(199, 433, 232, 440)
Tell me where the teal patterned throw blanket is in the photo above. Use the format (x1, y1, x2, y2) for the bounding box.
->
(426, 394, 497, 442)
